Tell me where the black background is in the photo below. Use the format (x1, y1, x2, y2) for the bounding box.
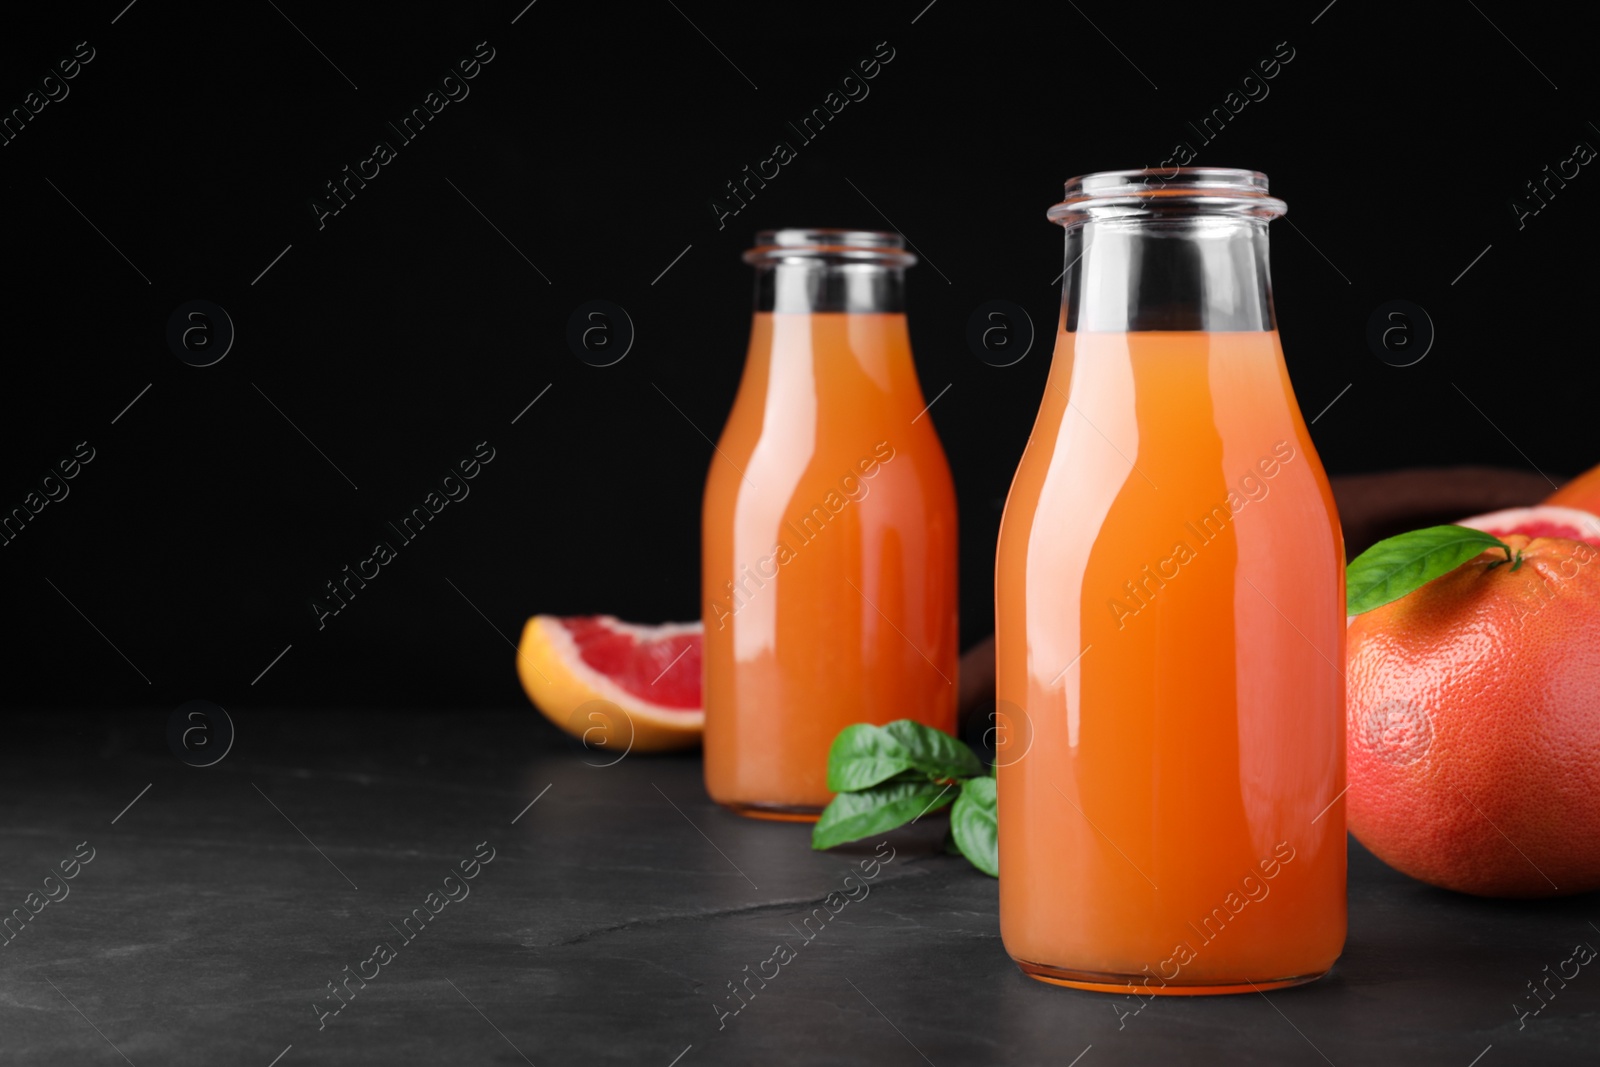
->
(2, 0, 1593, 711)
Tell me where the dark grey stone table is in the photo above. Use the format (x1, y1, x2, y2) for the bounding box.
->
(3, 711, 1596, 1065)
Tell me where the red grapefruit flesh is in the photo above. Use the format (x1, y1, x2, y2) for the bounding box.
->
(1458, 505, 1600, 545)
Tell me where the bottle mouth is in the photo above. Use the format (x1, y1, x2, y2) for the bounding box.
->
(1048, 167, 1287, 227)
(743, 228, 917, 268)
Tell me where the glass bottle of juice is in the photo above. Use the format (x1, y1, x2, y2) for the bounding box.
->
(995, 169, 1346, 993)
(703, 229, 959, 820)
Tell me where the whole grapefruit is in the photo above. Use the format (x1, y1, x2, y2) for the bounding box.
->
(1346, 535, 1600, 897)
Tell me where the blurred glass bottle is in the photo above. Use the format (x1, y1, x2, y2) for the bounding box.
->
(703, 229, 959, 819)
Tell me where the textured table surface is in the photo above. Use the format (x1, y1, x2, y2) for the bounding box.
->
(3, 711, 1597, 1066)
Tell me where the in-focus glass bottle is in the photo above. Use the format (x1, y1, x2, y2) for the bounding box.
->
(996, 170, 1346, 992)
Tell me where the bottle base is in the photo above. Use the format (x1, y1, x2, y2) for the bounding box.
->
(1013, 957, 1328, 996)
(717, 799, 824, 823)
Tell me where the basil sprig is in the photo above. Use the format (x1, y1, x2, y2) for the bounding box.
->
(812, 719, 996, 877)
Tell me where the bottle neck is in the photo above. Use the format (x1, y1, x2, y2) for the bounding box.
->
(745, 306, 921, 424)
(755, 263, 905, 313)
(1061, 217, 1276, 332)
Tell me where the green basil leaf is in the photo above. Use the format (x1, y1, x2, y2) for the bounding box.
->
(825, 720, 981, 792)
(811, 779, 955, 851)
(1346, 524, 1512, 615)
(825, 724, 921, 792)
(950, 776, 998, 877)
(882, 720, 983, 780)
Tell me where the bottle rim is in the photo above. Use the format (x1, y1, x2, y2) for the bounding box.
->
(1048, 167, 1287, 226)
(743, 228, 917, 267)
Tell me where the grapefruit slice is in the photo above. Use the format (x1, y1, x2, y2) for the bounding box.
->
(1458, 505, 1600, 545)
(517, 615, 702, 752)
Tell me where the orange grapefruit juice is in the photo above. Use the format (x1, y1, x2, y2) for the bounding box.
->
(703, 311, 958, 817)
(996, 327, 1346, 992)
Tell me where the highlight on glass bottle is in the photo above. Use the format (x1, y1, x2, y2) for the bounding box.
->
(994, 169, 1347, 993)
(702, 228, 959, 821)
